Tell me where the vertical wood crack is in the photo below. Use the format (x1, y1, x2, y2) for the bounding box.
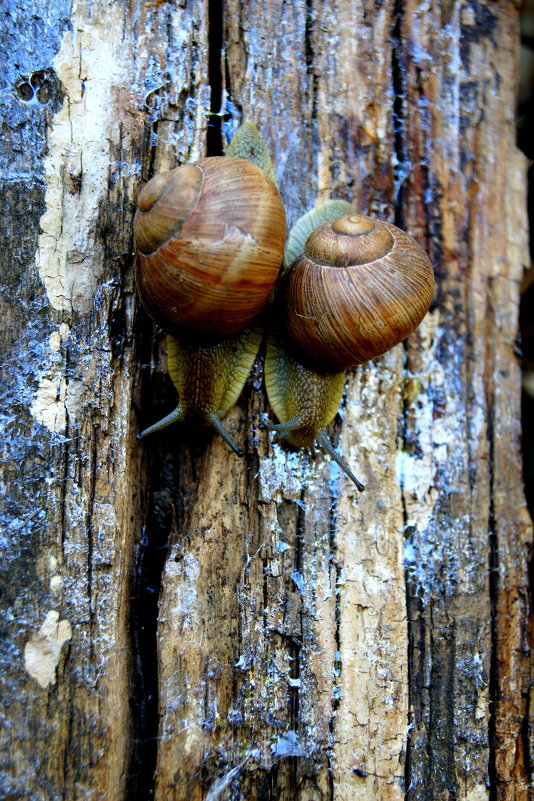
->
(486, 378, 499, 801)
(207, 0, 224, 155)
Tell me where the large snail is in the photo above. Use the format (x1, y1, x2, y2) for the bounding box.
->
(265, 202, 435, 491)
(134, 123, 286, 454)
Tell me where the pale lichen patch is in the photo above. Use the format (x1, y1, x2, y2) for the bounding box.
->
(30, 328, 70, 433)
(465, 788, 489, 801)
(31, 376, 68, 433)
(24, 611, 72, 689)
(50, 575, 63, 592)
(35, 1, 137, 314)
(164, 551, 201, 632)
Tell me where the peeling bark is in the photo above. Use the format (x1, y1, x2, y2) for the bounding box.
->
(0, 1, 531, 801)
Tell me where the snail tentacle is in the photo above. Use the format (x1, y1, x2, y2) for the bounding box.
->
(137, 406, 184, 439)
(268, 416, 307, 440)
(206, 411, 244, 457)
(268, 417, 364, 492)
(316, 430, 365, 492)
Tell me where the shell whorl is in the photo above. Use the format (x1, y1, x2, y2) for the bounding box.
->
(305, 214, 395, 267)
(133, 165, 203, 255)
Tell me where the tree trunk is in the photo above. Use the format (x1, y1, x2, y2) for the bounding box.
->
(1, 1, 531, 800)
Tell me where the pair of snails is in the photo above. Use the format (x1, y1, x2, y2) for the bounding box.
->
(133, 123, 435, 490)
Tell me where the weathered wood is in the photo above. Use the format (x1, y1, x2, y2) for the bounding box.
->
(0, 1, 208, 798)
(155, 1, 532, 799)
(0, 1, 531, 800)
(397, 5, 531, 799)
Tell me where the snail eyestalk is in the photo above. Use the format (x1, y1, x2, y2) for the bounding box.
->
(267, 418, 364, 492)
(205, 412, 244, 457)
(137, 404, 243, 456)
(316, 430, 365, 492)
(137, 406, 184, 439)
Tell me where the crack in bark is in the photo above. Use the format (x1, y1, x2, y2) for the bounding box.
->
(127, 5, 227, 799)
(392, 0, 408, 223)
(207, 0, 224, 156)
(304, 0, 318, 136)
(289, 487, 306, 735)
(391, 5, 413, 800)
(486, 356, 499, 801)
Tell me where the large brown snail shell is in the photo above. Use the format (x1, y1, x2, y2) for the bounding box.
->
(134, 156, 286, 339)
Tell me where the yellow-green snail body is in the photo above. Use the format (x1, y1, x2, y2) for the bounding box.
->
(134, 123, 286, 455)
(265, 202, 435, 490)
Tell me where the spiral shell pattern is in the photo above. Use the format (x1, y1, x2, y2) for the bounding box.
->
(134, 156, 286, 339)
(282, 214, 435, 372)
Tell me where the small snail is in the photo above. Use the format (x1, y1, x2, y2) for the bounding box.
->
(134, 123, 286, 454)
(265, 203, 435, 490)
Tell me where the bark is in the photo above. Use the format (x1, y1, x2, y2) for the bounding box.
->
(0, 1, 531, 801)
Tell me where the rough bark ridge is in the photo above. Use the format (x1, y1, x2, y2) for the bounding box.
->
(0, 1, 531, 801)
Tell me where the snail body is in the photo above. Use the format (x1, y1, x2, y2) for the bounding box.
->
(265, 203, 435, 490)
(135, 123, 286, 454)
(138, 325, 263, 455)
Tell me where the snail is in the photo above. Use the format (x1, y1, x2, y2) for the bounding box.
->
(265, 202, 435, 490)
(134, 123, 286, 455)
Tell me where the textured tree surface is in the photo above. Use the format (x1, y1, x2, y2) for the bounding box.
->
(0, 1, 531, 800)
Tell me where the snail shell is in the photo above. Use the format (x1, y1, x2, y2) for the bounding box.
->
(281, 214, 435, 372)
(134, 156, 286, 339)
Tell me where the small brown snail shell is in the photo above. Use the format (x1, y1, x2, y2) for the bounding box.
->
(265, 208, 435, 491)
(281, 213, 435, 373)
(134, 155, 286, 340)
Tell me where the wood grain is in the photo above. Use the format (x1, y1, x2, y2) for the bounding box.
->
(0, 1, 530, 800)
